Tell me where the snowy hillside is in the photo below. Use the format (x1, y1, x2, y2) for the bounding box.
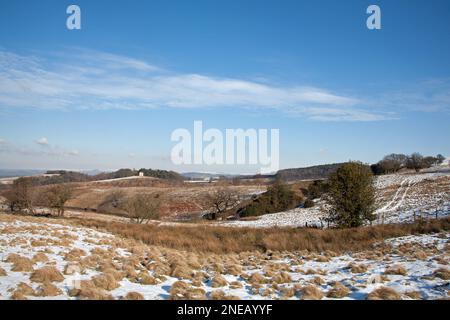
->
(0, 215, 448, 300)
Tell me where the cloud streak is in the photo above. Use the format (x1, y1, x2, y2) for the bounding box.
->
(1, 48, 437, 121)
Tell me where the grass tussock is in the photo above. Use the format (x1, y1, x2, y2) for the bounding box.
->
(326, 282, 350, 298)
(210, 290, 240, 300)
(384, 265, 407, 276)
(30, 266, 65, 283)
(299, 285, 324, 300)
(433, 268, 450, 280)
(32, 253, 49, 263)
(6, 254, 34, 272)
(92, 273, 120, 291)
(0, 267, 7, 276)
(71, 217, 450, 254)
(121, 292, 144, 300)
(367, 287, 401, 300)
(211, 274, 228, 288)
(170, 281, 206, 300)
(68, 280, 113, 300)
(10, 282, 35, 300)
(36, 282, 63, 297)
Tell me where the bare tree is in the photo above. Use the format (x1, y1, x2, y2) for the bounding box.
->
(4, 177, 35, 214)
(125, 193, 161, 224)
(43, 184, 74, 217)
(406, 153, 426, 172)
(205, 187, 240, 220)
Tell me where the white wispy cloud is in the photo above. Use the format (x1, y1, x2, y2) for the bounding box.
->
(35, 137, 49, 146)
(0, 48, 419, 121)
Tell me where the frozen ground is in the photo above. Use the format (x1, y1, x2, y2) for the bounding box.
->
(218, 170, 450, 229)
(0, 214, 448, 300)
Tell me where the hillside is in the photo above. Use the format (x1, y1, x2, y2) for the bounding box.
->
(275, 163, 344, 182)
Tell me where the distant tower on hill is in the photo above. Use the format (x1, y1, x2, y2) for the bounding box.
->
(138, 172, 144, 177)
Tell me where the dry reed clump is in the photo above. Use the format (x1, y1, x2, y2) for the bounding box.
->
(121, 292, 145, 300)
(299, 285, 324, 300)
(170, 281, 206, 300)
(30, 266, 65, 283)
(310, 276, 324, 285)
(366, 274, 389, 284)
(413, 250, 429, 260)
(64, 248, 87, 261)
(347, 263, 368, 274)
(433, 256, 448, 265)
(367, 287, 401, 300)
(72, 216, 450, 254)
(36, 282, 63, 297)
(326, 282, 350, 298)
(64, 263, 83, 275)
(210, 290, 240, 300)
(280, 286, 296, 298)
(10, 282, 35, 300)
(170, 263, 196, 280)
(384, 265, 407, 276)
(6, 254, 34, 272)
(32, 252, 49, 263)
(229, 281, 243, 289)
(0, 267, 7, 276)
(315, 255, 330, 263)
(68, 280, 113, 300)
(433, 268, 450, 280)
(404, 291, 422, 300)
(31, 239, 49, 247)
(79, 255, 100, 270)
(211, 274, 228, 288)
(225, 264, 242, 276)
(248, 272, 266, 284)
(271, 271, 292, 284)
(92, 273, 120, 291)
(138, 272, 158, 285)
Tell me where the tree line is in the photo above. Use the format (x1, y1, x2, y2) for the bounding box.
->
(371, 153, 446, 175)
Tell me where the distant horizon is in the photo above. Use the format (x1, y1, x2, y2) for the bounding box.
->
(1, 1, 450, 173)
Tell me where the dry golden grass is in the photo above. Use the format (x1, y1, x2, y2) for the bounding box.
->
(0, 267, 7, 276)
(404, 291, 422, 300)
(280, 286, 296, 298)
(121, 292, 144, 300)
(64, 263, 82, 275)
(299, 285, 324, 300)
(271, 271, 292, 284)
(384, 265, 407, 276)
(10, 282, 35, 300)
(6, 254, 34, 272)
(36, 282, 63, 297)
(170, 281, 206, 300)
(367, 287, 401, 300)
(71, 217, 450, 254)
(68, 280, 113, 300)
(211, 274, 228, 288)
(138, 272, 158, 285)
(32, 252, 49, 263)
(347, 263, 368, 274)
(326, 282, 350, 298)
(229, 281, 243, 289)
(248, 272, 266, 284)
(30, 266, 65, 283)
(92, 273, 120, 291)
(210, 290, 240, 300)
(433, 268, 450, 280)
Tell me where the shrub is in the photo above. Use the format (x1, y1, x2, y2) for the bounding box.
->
(303, 198, 315, 208)
(326, 162, 376, 228)
(239, 181, 301, 217)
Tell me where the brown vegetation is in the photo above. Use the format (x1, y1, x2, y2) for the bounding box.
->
(367, 287, 401, 300)
(30, 266, 65, 283)
(71, 217, 450, 254)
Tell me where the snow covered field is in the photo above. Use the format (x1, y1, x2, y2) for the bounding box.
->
(0, 214, 448, 300)
(218, 171, 450, 229)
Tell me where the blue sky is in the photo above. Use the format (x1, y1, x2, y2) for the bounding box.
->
(0, 0, 449, 173)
